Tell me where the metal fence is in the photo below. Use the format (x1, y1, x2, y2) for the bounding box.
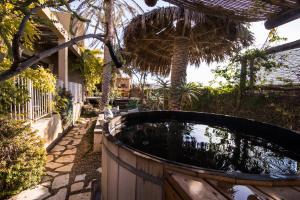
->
(68, 82, 83, 103)
(56, 80, 83, 103)
(10, 76, 53, 121)
(10, 77, 83, 121)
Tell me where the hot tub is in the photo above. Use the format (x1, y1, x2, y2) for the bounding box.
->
(101, 111, 300, 200)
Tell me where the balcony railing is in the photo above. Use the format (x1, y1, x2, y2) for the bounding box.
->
(10, 76, 53, 121)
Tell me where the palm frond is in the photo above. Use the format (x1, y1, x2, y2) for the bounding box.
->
(123, 6, 254, 75)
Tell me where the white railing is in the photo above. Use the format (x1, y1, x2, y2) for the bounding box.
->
(56, 80, 83, 103)
(68, 82, 83, 103)
(10, 76, 53, 121)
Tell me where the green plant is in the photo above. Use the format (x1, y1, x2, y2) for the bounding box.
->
(73, 48, 103, 95)
(54, 88, 73, 125)
(0, 118, 46, 199)
(127, 100, 139, 109)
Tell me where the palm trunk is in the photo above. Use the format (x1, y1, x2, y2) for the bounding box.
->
(169, 36, 189, 110)
(169, 8, 189, 110)
(100, 0, 114, 111)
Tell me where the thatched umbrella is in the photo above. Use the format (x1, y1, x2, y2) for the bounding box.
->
(123, 7, 254, 110)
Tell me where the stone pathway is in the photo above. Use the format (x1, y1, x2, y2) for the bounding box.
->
(12, 118, 101, 200)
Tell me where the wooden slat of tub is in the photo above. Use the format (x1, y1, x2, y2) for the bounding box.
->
(169, 174, 227, 200)
(136, 177, 162, 200)
(293, 186, 300, 192)
(118, 166, 136, 200)
(206, 179, 274, 200)
(255, 186, 300, 200)
(164, 180, 183, 200)
(136, 156, 163, 200)
(107, 153, 119, 200)
(102, 144, 108, 200)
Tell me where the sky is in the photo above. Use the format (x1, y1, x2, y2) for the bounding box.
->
(130, 0, 300, 86)
(187, 19, 300, 85)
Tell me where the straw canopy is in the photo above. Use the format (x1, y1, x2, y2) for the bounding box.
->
(162, 0, 299, 22)
(123, 7, 254, 75)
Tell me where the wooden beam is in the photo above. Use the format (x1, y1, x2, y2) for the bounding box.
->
(265, 39, 300, 54)
(265, 6, 300, 29)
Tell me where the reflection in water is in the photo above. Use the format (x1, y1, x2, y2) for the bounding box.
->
(116, 121, 300, 176)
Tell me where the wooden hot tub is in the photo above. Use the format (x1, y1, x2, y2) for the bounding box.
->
(101, 111, 300, 200)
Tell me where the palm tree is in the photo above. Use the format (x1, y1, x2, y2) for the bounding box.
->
(100, 0, 115, 110)
(123, 7, 253, 110)
(73, 0, 143, 110)
(180, 82, 202, 110)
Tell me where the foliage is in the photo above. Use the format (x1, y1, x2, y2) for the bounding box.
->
(193, 85, 300, 132)
(0, 2, 40, 57)
(54, 88, 73, 125)
(127, 99, 139, 109)
(81, 104, 98, 117)
(0, 59, 29, 115)
(0, 117, 46, 199)
(109, 89, 122, 101)
(179, 82, 202, 110)
(74, 48, 103, 95)
(0, 2, 56, 115)
(23, 67, 56, 92)
(144, 81, 202, 110)
(212, 29, 288, 87)
(212, 48, 286, 87)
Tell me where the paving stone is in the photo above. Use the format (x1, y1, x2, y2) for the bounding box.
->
(96, 167, 102, 174)
(51, 145, 66, 152)
(74, 174, 86, 182)
(47, 155, 54, 162)
(45, 188, 67, 200)
(41, 181, 51, 187)
(15, 185, 51, 200)
(50, 151, 62, 155)
(86, 179, 96, 189)
(63, 148, 77, 155)
(74, 135, 83, 139)
(67, 145, 76, 149)
(46, 162, 64, 169)
(42, 175, 53, 182)
(52, 174, 69, 189)
(86, 181, 92, 189)
(71, 182, 84, 192)
(56, 155, 75, 163)
(68, 192, 91, 200)
(72, 139, 82, 145)
(58, 140, 70, 145)
(46, 171, 59, 177)
(66, 133, 74, 137)
(55, 163, 74, 172)
(62, 137, 72, 141)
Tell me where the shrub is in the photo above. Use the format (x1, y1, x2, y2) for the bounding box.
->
(54, 88, 73, 125)
(127, 100, 139, 109)
(0, 118, 46, 199)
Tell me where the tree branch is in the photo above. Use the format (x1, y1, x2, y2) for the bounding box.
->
(0, 33, 123, 82)
(12, 6, 42, 68)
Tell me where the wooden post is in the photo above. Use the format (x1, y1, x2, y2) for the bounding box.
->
(58, 38, 69, 90)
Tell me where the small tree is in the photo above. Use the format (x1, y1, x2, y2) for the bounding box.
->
(0, 0, 122, 82)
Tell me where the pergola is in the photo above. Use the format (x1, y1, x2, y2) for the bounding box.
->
(158, 0, 300, 53)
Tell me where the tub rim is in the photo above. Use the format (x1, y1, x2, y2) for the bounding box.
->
(103, 110, 300, 186)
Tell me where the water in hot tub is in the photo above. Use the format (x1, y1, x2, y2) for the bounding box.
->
(116, 121, 300, 176)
